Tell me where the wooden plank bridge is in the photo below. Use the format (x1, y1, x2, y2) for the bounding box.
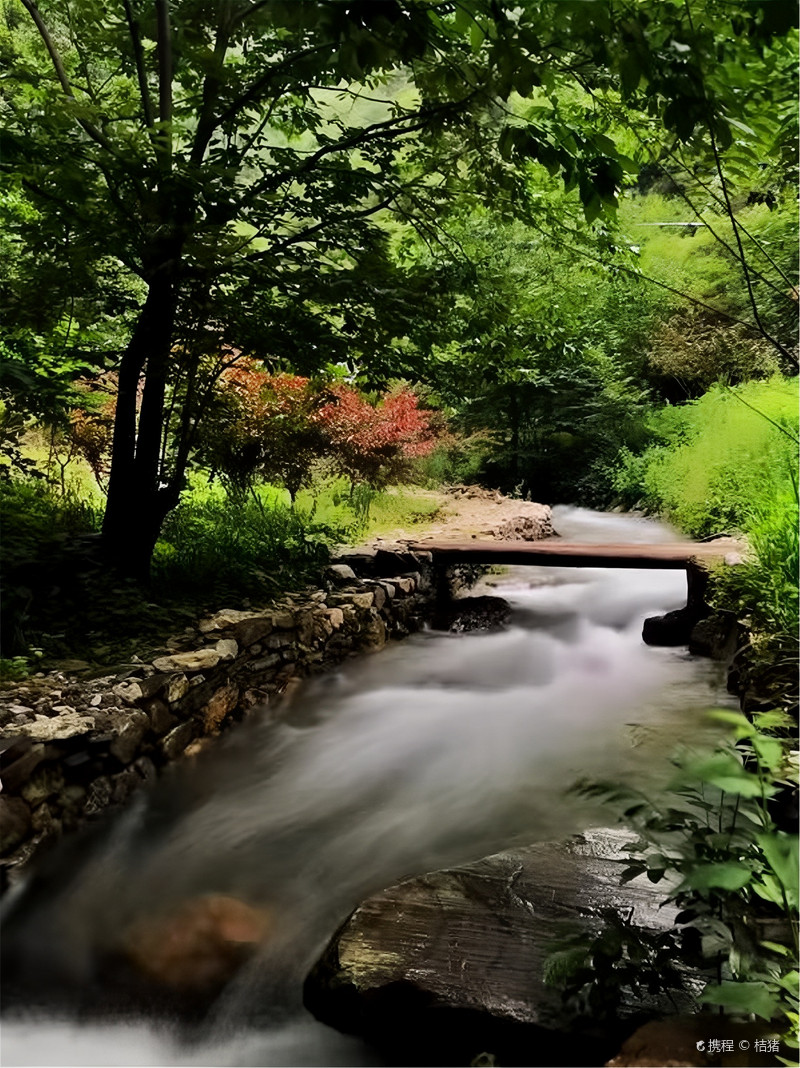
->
(407, 538, 743, 570)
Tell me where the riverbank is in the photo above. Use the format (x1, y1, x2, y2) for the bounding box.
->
(0, 487, 555, 884)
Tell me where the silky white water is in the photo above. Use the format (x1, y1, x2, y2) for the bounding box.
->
(1, 507, 735, 1067)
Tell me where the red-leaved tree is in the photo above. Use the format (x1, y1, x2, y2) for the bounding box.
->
(198, 360, 326, 501)
(315, 385, 436, 489)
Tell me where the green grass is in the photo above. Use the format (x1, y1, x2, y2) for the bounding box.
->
(613, 377, 798, 537)
(0, 472, 445, 666)
(611, 376, 799, 645)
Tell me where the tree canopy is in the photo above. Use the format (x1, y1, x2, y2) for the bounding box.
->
(1, 0, 797, 572)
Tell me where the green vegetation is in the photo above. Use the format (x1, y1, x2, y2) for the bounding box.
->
(550, 709, 798, 1050)
(0, 1, 797, 1052)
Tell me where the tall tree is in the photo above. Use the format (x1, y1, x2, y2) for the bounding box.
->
(2, 0, 795, 573)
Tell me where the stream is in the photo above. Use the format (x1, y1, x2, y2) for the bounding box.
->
(1, 507, 736, 1067)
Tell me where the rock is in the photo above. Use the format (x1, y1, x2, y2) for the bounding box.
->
(30, 802, 61, 837)
(271, 610, 295, 630)
(642, 607, 705, 647)
(214, 639, 238, 662)
(326, 563, 357, 585)
(111, 768, 142, 805)
(21, 765, 65, 807)
(371, 585, 387, 611)
(152, 650, 220, 674)
(25, 711, 96, 742)
(434, 595, 511, 633)
(361, 611, 386, 650)
(165, 673, 190, 704)
(137, 673, 173, 700)
(110, 711, 150, 764)
(144, 698, 177, 736)
(688, 613, 742, 661)
(232, 616, 273, 647)
(326, 608, 345, 630)
(201, 683, 239, 734)
(305, 832, 690, 1063)
(83, 776, 113, 816)
(198, 608, 254, 633)
(113, 681, 144, 706)
(248, 654, 281, 673)
(0, 796, 32, 855)
(378, 581, 396, 600)
(133, 756, 157, 783)
(348, 592, 374, 611)
(161, 722, 195, 760)
(0, 743, 47, 793)
(605, 1015, 779, 1067)
(121, 894, 272, 992)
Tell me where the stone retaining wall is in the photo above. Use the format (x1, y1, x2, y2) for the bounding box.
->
(0, 549, 435, 883)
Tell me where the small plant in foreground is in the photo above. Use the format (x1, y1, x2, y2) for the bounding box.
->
(547, 709, 798, 1054)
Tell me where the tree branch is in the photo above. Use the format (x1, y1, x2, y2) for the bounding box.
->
(20, 0, 119, 155)
(155, 0, 173, 166)
(122, 0, 155, 127)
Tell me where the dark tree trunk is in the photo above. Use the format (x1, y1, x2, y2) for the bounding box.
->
(102, 266, 180, 578)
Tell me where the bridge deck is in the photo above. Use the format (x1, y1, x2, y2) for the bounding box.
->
(407, 539, 741, 570)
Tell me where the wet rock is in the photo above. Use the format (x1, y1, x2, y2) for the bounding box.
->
(305, 832, 689, 1060)
(201, 683, 239, 734)
(434, 595, 511, 633)
(109, 711, 149, 764)
(214, 639, 238, 662)
(21, 765, 65, 807)
(232, 616, 273, 647)
(0, 796, 32, 854)
(121, 894, 272, 993)
(111, 768, 142, 805)
(326, 563, 358, 585)
(642, 607, 705, 647)
(25, 711, 96, 742)
(152, 650, 220, 674)
(83, 776, 113, 816)
(161, 722, 195, 760)
(0, 743, 47, 793)
(144, 698, 177, 736)
(688, 613, 742, 661)
(605, 1015, 779, 1067)
(30, 802, 61, 837)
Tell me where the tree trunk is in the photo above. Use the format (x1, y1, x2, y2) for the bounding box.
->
(102, 268, 180, 578)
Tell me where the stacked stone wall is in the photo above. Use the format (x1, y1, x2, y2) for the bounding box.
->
(0, 551, 434, 882)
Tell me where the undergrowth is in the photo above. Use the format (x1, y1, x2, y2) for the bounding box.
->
(547, 709, 799, 1055)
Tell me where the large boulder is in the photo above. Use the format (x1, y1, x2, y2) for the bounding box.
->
(305, 832, 693, 1066)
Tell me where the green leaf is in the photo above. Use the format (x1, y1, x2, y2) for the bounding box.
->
(757, 833, 799, 909)
(684, 863, 753, 891)
(699, 981, 780, 1021)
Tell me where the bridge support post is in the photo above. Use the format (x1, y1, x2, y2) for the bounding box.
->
(642, 560, 712, 646)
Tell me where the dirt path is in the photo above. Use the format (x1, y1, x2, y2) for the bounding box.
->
(367, 485, 555, 547)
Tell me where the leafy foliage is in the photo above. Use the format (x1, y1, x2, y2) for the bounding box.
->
(550, 710, 799, 1046)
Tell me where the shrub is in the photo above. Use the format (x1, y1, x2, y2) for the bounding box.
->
(612, 378, 798, 537)
(152, 492, 355, 600)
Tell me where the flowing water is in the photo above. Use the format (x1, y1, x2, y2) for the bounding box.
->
(1, 507, 736, 1067)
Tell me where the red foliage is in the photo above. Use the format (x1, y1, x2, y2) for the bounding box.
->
(315, 384, 435, 486)
(200, 357, 437, 494)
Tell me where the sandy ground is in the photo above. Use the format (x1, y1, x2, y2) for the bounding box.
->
(367, 486, 554, 548)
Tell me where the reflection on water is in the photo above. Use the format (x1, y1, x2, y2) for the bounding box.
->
(1, 507, 734, 1067)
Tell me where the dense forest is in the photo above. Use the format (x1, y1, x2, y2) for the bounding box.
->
(0, 1, 797, 1063)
